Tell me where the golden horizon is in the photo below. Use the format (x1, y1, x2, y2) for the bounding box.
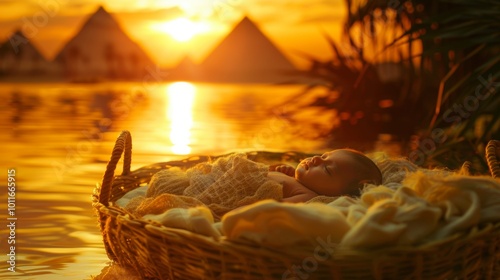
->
(0, 1, 346, 69)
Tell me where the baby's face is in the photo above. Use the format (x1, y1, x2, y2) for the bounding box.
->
(295, 150, 360, 196)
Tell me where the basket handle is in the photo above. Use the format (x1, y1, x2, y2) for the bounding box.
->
(99, 130, 132, 206)
(486, 140, 500, 179)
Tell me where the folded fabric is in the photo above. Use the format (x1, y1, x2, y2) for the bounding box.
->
(222, 200, 350, 247)
(144, 206, 220, 238)
(406, 172, 500, 241)
(341, 187, 442, 248)
(222, 171, 500, 249)
(114, 185, 148, 208)
(134, 193, 206, 217)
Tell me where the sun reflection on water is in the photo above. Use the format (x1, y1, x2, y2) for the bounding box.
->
(166, 82, 195, 154)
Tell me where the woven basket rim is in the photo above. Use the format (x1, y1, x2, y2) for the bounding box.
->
(94, 199, 500, 255)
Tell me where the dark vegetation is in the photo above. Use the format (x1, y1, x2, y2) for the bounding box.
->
(289, 0, 500, 173)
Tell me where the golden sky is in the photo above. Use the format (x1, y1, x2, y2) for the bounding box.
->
(0, 0, 346, 68)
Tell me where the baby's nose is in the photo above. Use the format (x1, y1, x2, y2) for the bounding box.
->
(311, 156, 323, 165)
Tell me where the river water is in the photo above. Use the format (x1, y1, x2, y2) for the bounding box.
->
(0, 81, 349, 279)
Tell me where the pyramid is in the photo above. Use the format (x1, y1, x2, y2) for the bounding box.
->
(0, 30, 52, 76)
(198, 16, 297, 83)
(54, 6, 155, 82)
(168, 55, 199, 81)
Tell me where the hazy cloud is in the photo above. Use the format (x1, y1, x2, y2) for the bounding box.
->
(116, 7, 183, 22)
(236, 0, 344, 25)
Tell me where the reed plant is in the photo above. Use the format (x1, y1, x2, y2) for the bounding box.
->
(295, 0, 500, 172)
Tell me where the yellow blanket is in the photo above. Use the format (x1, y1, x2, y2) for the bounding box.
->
(222, 171, 500, 249)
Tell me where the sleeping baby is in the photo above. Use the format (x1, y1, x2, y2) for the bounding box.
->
(125, 149, 382, 220)
(269, 149, 382, 203)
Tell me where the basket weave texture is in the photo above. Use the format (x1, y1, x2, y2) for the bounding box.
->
(92, 130, 500, 280)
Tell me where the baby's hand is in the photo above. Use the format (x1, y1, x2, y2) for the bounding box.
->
(274, 165, 295, 177)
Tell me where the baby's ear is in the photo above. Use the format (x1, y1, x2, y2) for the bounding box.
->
(358, 179, 377, 187)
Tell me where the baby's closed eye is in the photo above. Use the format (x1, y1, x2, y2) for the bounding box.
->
(324, 165, 331, 175)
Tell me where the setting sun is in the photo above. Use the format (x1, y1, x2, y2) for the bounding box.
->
(152, 18, 210, 42)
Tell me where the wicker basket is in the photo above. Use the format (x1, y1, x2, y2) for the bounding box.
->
(486, 140, 500, 179)
(93, 131, 500, 279)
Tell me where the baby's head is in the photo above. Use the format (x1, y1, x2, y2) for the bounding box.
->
(295, 149, 382, 197)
